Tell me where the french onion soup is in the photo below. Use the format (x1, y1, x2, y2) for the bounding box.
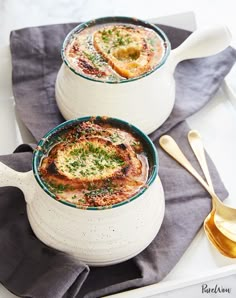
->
(37, 118, 153, 208)
(64, 20, 166, 82)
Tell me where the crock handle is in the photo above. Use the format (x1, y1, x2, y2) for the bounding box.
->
(0, 161, 34, 204)
(169, 25, 231, 68)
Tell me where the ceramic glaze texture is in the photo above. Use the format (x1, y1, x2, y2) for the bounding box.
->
(0, 116, 165, 266)
(55, 17, 231, 134)
(26, 175, 164, 265)
(0, 159, 165, 266)
(55, 63, 175, 134)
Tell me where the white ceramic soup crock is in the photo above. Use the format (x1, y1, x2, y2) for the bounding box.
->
(55, 16, 231, 134)
(0, 116, 165, 266)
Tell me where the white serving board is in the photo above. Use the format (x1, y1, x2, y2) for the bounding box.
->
(105, 81, 236, 298)
(104, 15, 236, 298)
(1, 12, 236, 298)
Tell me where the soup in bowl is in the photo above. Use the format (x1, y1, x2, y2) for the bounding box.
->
(56, 16, 231, 134)
(38, 117, 151, 208)
(0, 116, 165, 265)
(63, 20, 167, 82)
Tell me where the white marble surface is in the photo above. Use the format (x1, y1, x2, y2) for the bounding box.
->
(1, 0, 236, 97)
(0, 0, 236, 47)
(0, 0, 236, 44)
(1, 0, 236, 93)
(1, 1, 236, 298)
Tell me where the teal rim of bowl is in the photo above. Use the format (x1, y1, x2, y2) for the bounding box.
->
(61, 16, 171, 84)
(33, 116, 159, 211)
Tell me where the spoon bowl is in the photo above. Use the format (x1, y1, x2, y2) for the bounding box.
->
(159, 133, 236, 257)
(204, 210, 236, 258)
(188, 130, 236, 242)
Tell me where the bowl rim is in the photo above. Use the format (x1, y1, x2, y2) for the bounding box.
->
(61, 16, 171, 84)
(32, 116, 159, 210)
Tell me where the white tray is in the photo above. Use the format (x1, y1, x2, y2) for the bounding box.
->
(1, 12, 236, 298)
(105, 80, 236, 298)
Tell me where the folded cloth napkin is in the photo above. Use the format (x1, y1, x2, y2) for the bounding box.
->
(0, 23, 235, 298)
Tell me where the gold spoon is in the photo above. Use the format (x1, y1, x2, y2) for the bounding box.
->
(159, 134, 236, 258)
(187, 130, 236, 257)
(187, 130, 236, 237)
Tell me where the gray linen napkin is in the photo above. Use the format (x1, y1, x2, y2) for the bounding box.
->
(0, 23, 235, 298)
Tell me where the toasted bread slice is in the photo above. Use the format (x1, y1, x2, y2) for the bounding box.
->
(93, 25, 156, 78)
(39, 121, 148, 207)
(40, 137, 142, 185)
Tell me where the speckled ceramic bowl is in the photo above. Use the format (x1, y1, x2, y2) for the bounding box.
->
(0, 116, 165, 266)
(55, 16, 231, 134)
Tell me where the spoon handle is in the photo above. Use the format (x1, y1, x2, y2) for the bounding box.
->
(159, 135, 217, 198)
(188, 130, 214, 191)
(187, 130, 224, 207)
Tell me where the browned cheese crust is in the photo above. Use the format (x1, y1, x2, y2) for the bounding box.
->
(39, 121, 149, 207)
(65, 23, 164, 81)
(93, 25, 155, 78)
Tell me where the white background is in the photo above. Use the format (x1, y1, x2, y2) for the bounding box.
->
(0, 0, 236, 48)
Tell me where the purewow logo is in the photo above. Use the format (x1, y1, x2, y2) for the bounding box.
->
(202, 284, 232, 294)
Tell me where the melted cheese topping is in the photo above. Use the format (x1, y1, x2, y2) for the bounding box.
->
(65, 23, 165, 82)
(55, 139, 125, 180)
(38, 120, 149, 208)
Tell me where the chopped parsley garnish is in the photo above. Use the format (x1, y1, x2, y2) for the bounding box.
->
(45, 181, 73, 194)
(63, 142, 125, 177)
(85, 179, 117, 198)
(39, 120, 147, 207)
